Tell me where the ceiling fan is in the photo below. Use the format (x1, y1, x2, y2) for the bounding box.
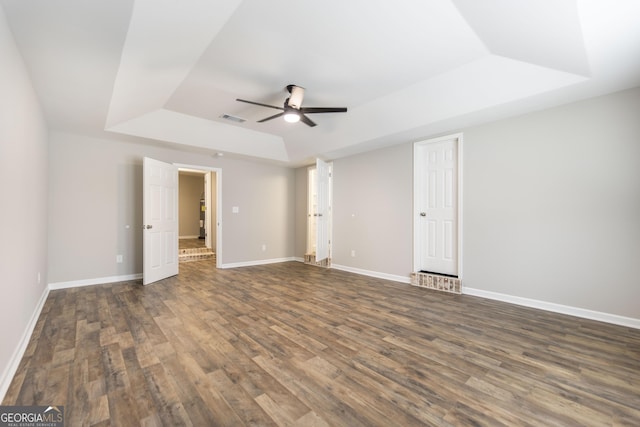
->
(236, 84, 347, 127)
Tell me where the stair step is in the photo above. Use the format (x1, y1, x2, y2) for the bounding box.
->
(179, 248, 215, 263)
(179, 247, 213, 255)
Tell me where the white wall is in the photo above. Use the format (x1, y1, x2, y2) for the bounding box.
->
(463, 87, 640, 319)
(48, 132, 296, 284)
(332, 143, 414, 277)
(222, 156, 295, 264)
(0, 6, 49, 398)
(314, 87, 640, 320)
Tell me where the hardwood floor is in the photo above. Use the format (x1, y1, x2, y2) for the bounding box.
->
(4, 261, 640, 426)
(179, 238, 206, 250)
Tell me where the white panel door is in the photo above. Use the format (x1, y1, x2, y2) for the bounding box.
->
(315, 158, 330, 262)
(415, 138, 458, 276)
(307, 167, 318, 254)
(143, 157, 178, 285)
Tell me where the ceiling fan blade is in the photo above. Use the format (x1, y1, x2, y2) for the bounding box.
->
(257, 112, 285, 123)
(236, 99, 284, 111)
(299, 114, 317, 127)
(300, 107, 348, 114)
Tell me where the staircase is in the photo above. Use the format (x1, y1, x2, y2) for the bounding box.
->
(179, 247, 216, 263)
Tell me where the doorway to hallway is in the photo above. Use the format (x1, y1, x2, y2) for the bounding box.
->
(178, 167, 220, 265)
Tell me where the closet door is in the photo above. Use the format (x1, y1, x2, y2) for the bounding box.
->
(414, 136, 460, 277)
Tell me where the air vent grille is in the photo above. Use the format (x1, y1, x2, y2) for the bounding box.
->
(220, 114, 246, 123)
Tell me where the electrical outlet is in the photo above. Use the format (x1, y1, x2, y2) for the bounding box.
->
(261, 244, 267, 252)
(116, 254, 123, 263)
(351, 250, 356, 257)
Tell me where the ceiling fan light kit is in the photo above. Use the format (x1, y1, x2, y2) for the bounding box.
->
(236, 84, 347, 127)
(284, 111, 301, 123)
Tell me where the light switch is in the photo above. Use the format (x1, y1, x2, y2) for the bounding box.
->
(232, 206, 239, 214)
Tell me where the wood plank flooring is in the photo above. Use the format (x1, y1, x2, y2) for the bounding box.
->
(179, 238, 206, 250)
(4, 261, 640, 426)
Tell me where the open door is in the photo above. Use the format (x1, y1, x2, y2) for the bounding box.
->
(143, 157, 178, 285)
(315, 158, 331, 262)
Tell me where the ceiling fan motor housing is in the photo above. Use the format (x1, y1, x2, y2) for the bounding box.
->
(286, 85, 305, 109)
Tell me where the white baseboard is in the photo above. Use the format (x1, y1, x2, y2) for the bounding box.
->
(316, 263, 640, 329)
(0, 285, 50, 403)
(220, 257, 298, 269)
(464, 287, 640, 329)
(48, 273, 143, 290)
(331, 264, 411, 284)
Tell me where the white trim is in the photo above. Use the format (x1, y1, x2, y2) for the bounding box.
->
(457, 134, 464, 281)
(331, 264, 411, 284)
(413, 133, 464, 279)
(0, 285, 50, 402)
(220, 257, 298, 269)
(464, 287, 640, 329)
(48, 273, 143, 290)
(204, 171, 212, 250)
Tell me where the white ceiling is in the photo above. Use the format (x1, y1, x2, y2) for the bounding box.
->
(3, 0, 640, 166)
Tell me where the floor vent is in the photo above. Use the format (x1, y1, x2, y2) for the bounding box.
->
(304, 253, 331, 268)
(410, 272, 461, 294)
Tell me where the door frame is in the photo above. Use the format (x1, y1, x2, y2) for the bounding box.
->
(204, 171, 212, 250)
(413, 133, 463, 278)
(175, 163, 222, 268)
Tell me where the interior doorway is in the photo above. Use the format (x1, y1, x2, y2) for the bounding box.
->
(177, 166, 221, 267)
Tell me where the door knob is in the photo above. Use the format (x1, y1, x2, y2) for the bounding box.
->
(420, 212, 427, 217)
(144, 224, 153, 229)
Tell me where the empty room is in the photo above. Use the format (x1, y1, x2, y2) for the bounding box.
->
(1, 1, 639, 425)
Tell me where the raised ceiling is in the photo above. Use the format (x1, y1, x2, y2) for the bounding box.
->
(3, 0, 640, 165)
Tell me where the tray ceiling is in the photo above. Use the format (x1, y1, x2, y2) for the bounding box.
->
(3, 0, 639, 165)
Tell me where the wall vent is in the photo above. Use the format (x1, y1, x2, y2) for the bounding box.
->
(220, 114, 246, 123)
